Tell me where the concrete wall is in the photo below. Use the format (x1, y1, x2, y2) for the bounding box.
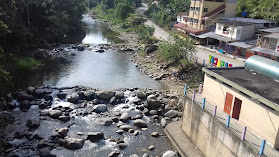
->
(182, 96, 259, 157)
(202, 74, 279, 148)
(224, 2, 237, 17)
(215, 23, 255, 40)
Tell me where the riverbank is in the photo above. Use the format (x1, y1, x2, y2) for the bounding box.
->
(1, 86, 182, 156)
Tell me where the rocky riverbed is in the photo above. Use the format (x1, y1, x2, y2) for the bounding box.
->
(1, 86, 184, 157)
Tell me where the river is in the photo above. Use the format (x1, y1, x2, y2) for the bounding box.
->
(13, 14, 166, 91)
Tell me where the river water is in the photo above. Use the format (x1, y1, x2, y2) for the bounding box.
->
(14, 14, 166, 90)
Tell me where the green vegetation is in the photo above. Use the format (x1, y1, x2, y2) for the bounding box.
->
(0, 0, 87, 97)
(144, 0, 190, 28)
(90, 0, 155, 43)
(158, 33, 196, 66)
(237, 0, 279, 23)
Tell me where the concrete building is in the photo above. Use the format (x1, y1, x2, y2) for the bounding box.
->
(174, 0, 238, 36)
(202, 56, 279, 149)
(176, 12, 188, 24)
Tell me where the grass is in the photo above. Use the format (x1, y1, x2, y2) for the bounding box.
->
(16, 57, 40, 71)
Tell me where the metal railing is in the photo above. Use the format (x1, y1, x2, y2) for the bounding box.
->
(184, 86, 279, 157)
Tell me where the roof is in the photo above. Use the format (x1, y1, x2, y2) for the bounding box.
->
(258, 27, 279, 33)
(250, 47, 279, 57)
(173, 23, 187, 28)
(203, 67, 279, 111)
(202, 4, 226, 20)
(179, 26, 209, 35)
(264, 33, 279, 39)
(177, 12, 188, 15)
(222, 17, 277, 24)
(217, 20, 254, 26)
(196, 32, 233, 42)
(228, 40, 257, 48)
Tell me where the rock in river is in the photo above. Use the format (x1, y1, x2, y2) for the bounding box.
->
(26, 119, 40, 129)
(120, 112, 131, 122)
(96, 90, 115, 100)
(66, 93, 80, 103)
(133, 119, 148, 128)
(87, 132, 104, 142)
(93, 104, 108, 113)
(49, 110, 62, 119)
(64, 137, 84, 150)
(162, 151, 179, 157)
(108, 150, 120, 157)
(164, 110, 178, 119)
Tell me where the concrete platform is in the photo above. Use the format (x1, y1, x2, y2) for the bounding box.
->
(165, 121, 204, 157)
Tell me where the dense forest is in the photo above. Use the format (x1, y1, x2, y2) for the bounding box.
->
(237, 0, 279, 23)
(0, 0, 87, 96)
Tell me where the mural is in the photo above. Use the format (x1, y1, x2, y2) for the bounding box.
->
(209, 55, 233, 67)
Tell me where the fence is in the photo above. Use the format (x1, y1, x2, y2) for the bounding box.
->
(184, 85, 279, 157)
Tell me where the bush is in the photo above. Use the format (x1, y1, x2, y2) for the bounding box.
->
(16, 57, 40, 71)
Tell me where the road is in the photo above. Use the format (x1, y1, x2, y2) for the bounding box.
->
(137, 3, 245, 67)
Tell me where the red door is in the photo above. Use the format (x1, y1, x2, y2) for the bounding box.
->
(224, 92, 233, 115)
(232, 97, 242, 120)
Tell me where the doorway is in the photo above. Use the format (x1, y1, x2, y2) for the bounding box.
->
(232, 97, 242, 120)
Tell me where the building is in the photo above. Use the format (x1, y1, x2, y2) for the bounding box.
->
(248, 27, 279, 61)
(174, 0, 238, 36)
(176, 12, 188, 24)
(202, 55, 279, 149)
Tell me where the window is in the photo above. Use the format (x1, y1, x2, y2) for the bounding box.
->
(190, 7, 195, 12)
(203, 8, 208, 13)
(195, 7, 200, 12)
(194, 19, 199, 24)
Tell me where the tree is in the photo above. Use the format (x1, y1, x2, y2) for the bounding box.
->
(125, 14, 147, 30)
(114, 3, 134, 24)
(159, 33, 196, 64)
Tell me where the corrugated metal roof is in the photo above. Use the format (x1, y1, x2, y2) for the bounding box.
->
(228, 40, 256, 48)
(258, 27, 279, 33)
(250, 47, 279, 57)
(196, 32, 233, 42)
(222, 17, 277, 24)
(264, 33, 279, 39)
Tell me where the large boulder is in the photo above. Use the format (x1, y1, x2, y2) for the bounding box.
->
(77, 45, 85, 51)
(84, 90, 95, 101)
(93, 104, 108, 113)
(26, 119, 40, 129)
(146, 45, 158, 54)
(147, 99, 161, 110)
(17, 92, 33, 101)
(7, 102, 16, 110)
(26, 86, 36, 94)
(115, 91, 124, 99)
(162, 151, 179, 157)
(164, 110, 178, 119)
(133, 119, 147, 128)
(87, 132, 104, 142)
(64, 137, 84, 150)
(20, 100, 31, 110)
(66, 93, 79, 103)
(120, 112, 131, 122)
(136, 92, 147, 99)
(58, 127, 68, 137)
(119, 125, 132, 131)
(108, 150, 121, 157)
(49, 110, 62, 119)
(96, 91, 115, 100)
(57, 92, 68, 99)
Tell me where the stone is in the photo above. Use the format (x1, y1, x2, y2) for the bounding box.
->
(17, 92, 34, 101)
(115, 91, 124, 99)
(120, 112, 131, 122)
(128, 129, 134, 133)
(131, 115, 143, 120)
(58, 127, 68, 137)
(148, 145, 155, 151)
(96, 90, 115, 100)
(149, 110, 158, 115)
(57, 92, 68, 99)
(92, 99, 100, 105)
(164, 110, 178, 119)
(14, 130, 26, 139)
(49, 110, 62, 119)
(110, 96, 117, 104)
(87, 132, 104, 142)
(136, 92, 147, 99)
(130, 154, 140, 157)
(39, 100, 52, 109)
(133, 119, 148, 128)
(26, 86, 36, 94)
(38, 139, 49, 148)
(151, 132, 159, 137)
(34, 88, 46, 98)
(119, 125, 132, 131)
(162, 151, 179, 157)
(116, 130, 124, 134)
(112, 117, 119, 123)
(20, 100, 31, 110)
(133, 130, 140, 136)
(132, 98, 142, 105)
(7, 102, 16, 110)
(26, 119, 40, 129)
(39, 147, 51, 157)
(65, 137, 84, 150)
(118, 143, 128, 149)
(108, 150, 120, 157)
(142, 153, 150, 157)
(147, 99, 161, 110)
(66, 93, 80, 103)
(168, 99, 179, 108)
(100, 119, 113, 126)
(146, 45, 158, 54)
(77, 45, 85, 51)
(93, 104, 108, 113)
(161, 118, 167, 127)
(58, 116, 70, 122)
(84, 90, 95, 101)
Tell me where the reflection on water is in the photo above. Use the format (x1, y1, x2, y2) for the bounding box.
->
(13, 14, 166, 90)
